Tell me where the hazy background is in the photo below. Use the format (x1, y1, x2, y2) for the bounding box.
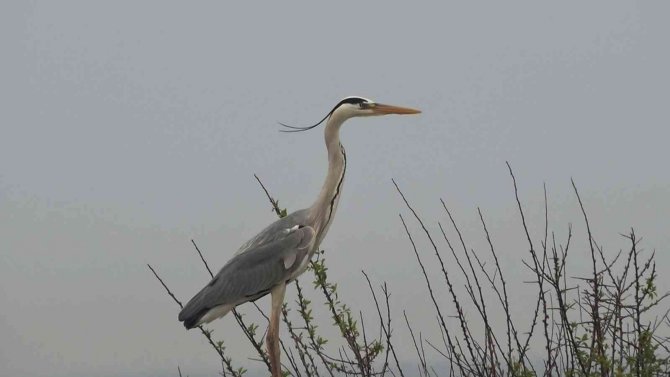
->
(1, 1, 668, 376)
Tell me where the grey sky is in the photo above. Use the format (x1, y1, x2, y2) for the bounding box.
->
(1, 1, 668, 376)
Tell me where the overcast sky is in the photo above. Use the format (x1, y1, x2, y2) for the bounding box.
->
(1, 1, 669, 376)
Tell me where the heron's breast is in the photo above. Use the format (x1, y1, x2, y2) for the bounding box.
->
(288, 246, 318, 281)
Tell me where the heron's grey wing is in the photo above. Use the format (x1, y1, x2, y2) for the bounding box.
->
(234, 209, 310, 256)
(178, 225, 315, 327)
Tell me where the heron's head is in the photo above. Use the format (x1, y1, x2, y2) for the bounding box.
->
(330, 96, 421, 119)
(280, 96, 420, 132)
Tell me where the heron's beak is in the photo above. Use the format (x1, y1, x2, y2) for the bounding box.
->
(371, 103, 421, 115)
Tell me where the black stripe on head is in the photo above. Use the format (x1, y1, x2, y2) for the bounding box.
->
(331, 96, 368, 110)
(279, 96, 370, 133)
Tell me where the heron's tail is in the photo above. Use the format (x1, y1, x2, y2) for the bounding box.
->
(179, 307, 208, 329)
(178, 284, 214, 329)
(178, 283, 234, 329)
(178, 288, 208, 329)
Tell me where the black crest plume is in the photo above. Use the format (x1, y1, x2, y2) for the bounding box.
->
(279, 112, 331, 133)
(279, 97, 368, 133)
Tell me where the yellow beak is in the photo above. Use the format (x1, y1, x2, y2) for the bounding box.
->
(371, 103, 421, 115)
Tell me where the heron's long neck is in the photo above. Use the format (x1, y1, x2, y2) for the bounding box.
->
(310, 115, 347, 240)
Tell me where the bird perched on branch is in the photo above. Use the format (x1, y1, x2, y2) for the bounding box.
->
(178, 96, 420, 376)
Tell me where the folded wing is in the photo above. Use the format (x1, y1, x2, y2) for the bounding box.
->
(178, 225, 315, 328)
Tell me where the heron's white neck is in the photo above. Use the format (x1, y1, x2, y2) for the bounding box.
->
(310, 112, 348, 242)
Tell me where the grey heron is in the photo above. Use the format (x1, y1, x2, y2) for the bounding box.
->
(178, 96, 420, 376)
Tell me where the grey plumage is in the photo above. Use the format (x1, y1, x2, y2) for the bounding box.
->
(178, 210, 314, 328)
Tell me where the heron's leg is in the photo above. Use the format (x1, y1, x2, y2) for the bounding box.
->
(267, 282, 286, 377)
